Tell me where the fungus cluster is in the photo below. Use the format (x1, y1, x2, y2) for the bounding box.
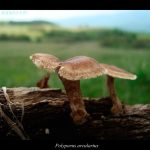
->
(30, 53, 137, 124)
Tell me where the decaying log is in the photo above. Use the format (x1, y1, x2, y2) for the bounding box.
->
(0, 87, 150, 140)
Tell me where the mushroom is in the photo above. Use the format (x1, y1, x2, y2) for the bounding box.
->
(30, 53, 137, 123)
(100, 64, 137, 115)
(30, 53, 105, 124)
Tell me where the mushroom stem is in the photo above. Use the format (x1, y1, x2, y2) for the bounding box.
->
(58, 74, 90, 124)
(106, 75, 123, 115)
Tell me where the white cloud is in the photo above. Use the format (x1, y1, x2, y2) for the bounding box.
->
(0, 10, 129, 22)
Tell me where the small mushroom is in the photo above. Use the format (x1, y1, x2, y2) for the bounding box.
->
(100, 64, 137, 115)
(30, 53, 105, 124)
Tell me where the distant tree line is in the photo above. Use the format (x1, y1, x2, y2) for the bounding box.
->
(45, 29, 150, 49)
(99, 29, 150, 49)
(0, 34, 31, 42)
(0, 27, 150, 49)
(0, 21, 56, 26)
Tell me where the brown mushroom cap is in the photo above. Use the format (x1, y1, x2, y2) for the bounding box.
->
(30, 53, 137, 80)
(58, 56, 105, 80)
(30, 53, 61, 72)
(100, 63, 137, 80)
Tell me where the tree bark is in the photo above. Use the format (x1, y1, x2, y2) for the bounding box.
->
(0, 87, 150, 140)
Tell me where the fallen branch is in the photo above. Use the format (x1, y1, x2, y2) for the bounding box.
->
(0, 87, 150, 140)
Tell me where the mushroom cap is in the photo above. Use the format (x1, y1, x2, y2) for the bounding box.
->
(30, 53, 61, 72)
(30, 53, 137, 80)
(58, 56, 105, 80)
(100, 63, 137, 80)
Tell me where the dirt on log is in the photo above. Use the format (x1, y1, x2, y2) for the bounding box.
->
(0, 87, 150, 140)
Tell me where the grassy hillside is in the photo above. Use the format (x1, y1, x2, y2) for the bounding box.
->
(0, 22, 150, 49)
(0, 22, 60, 42)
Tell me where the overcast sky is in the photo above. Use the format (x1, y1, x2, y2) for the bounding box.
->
(0, 10, 130, 22)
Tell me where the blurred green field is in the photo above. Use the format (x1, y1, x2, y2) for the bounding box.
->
(0, 41, 150, 105)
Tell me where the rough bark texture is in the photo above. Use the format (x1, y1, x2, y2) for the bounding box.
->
(0, 87, 150, 140)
